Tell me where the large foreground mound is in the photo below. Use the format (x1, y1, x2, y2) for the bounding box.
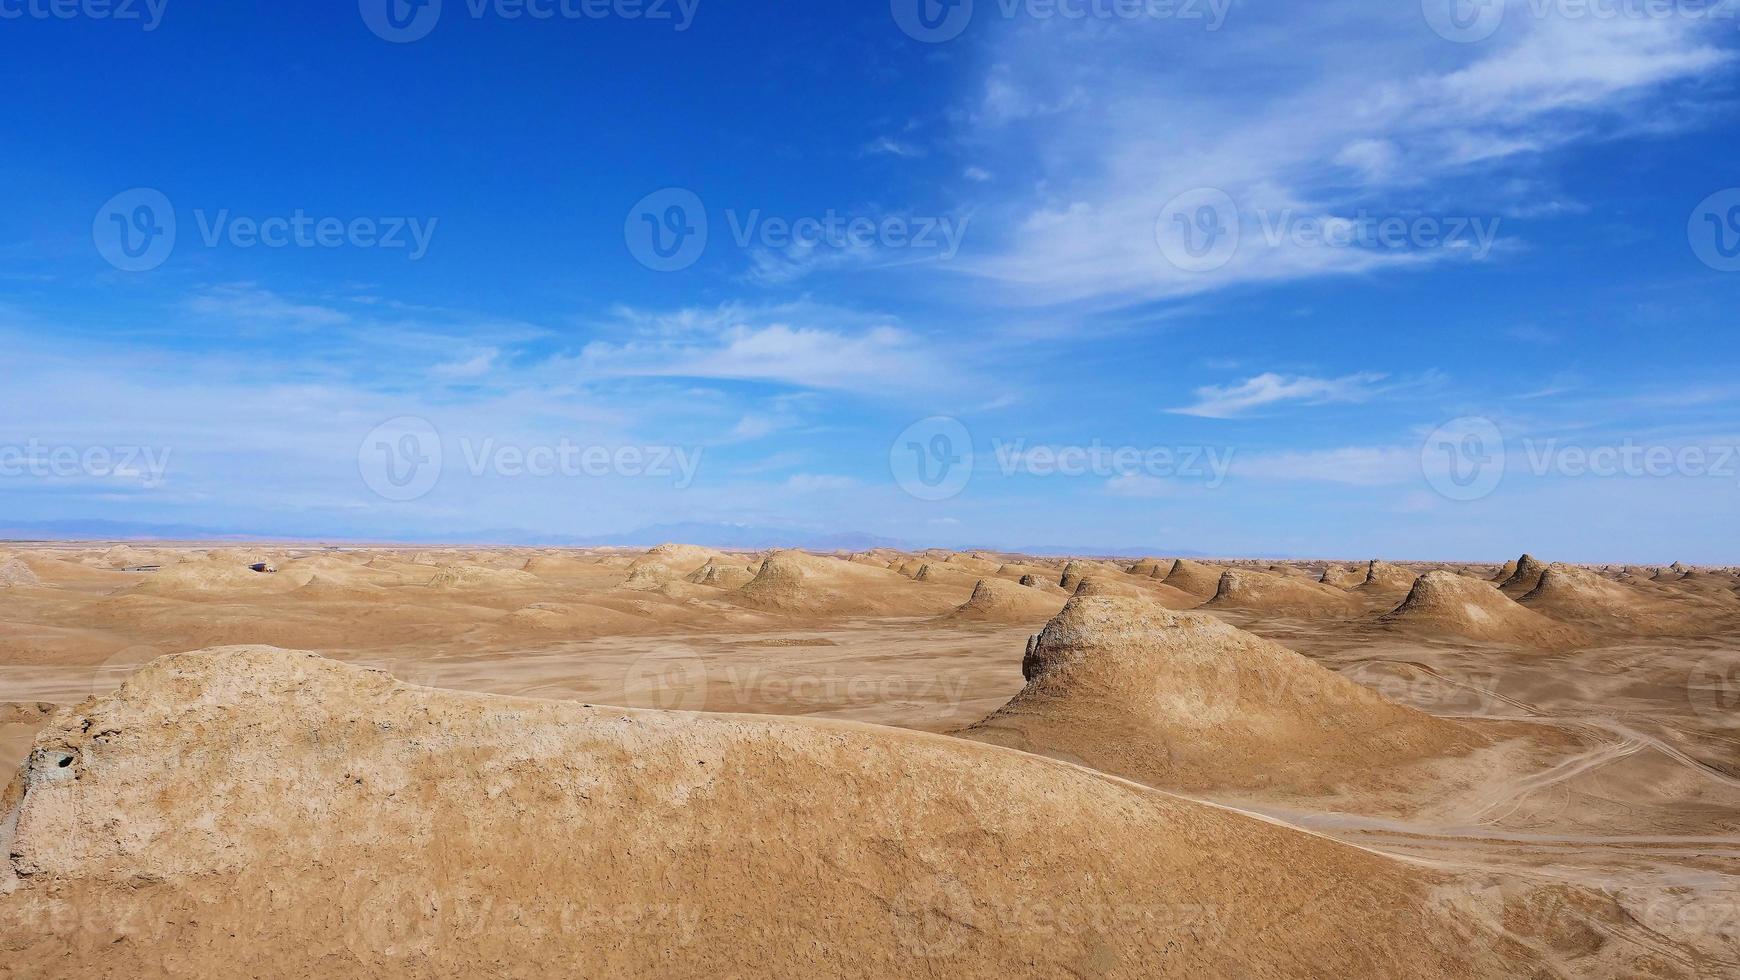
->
(0, 647, 1600, 977)
(1201, 569, 1365, 619)
(943, 578, 1066, 624)
(959, 597, 1484, 798)
(1379, 572, 1589, 650)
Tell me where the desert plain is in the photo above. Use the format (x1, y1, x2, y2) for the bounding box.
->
(1, 541, 1737, 977)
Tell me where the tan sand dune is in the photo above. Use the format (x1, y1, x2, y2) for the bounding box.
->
(732, 550, 959, 617)
(628, 543, 725, 576)
(685, 558, 755, 589)
(1158, 558, 1223, 598)
(0, 558, 43, 589)
(495, 601, 657, 636)
(942, 578, 1067, 624)
(0, 647, 1645, 979)
(1519, 563, 1731, 635)
(1497, 553, 1547, 595)
(125, 558, 300, 597)
(1356, 559, 1418, 596)
(289, 574, 387, 601)
(1319, 564, 1365, 588)
(1378, 572, 1590, 651)
(1202, 569, 1366, 619)
(958, 597, 1497, 802)
(425, 564, 544, 591)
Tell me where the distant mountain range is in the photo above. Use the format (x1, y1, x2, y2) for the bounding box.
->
(0, 518, 1204, 558)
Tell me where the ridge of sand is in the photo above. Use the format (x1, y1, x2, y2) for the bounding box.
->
(0, 646, 1632, 977)
(942, 578, 1067, 624)
(1378, 572, 1590, 650)
(959, 596, 1486, 798)
(1202, 569, 1366, 619)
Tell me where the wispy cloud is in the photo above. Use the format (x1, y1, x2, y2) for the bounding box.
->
(952, 9, 1735, 307)
(1170, 372, 1391, 419)
(571, 302, 964, 397)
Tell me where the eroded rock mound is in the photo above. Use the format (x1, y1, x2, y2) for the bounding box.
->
(732, 551, 954, 616)
(686, 560, 753, 589)
(1498, 554, 1546, 596)
(0, 646, 1583, 978)
(943, 579, 1066, 624)
(0, 557, 43, 589)
(1520, 564, 1730, 635)
(1160, 558, 1223, 598)
(1379, 572, 1589, 651)
(960, 597, 1484, 797)
(1358, 560, 1418, 595)
(1202, 569, 1366, 619)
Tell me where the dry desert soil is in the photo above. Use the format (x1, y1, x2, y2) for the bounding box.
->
(2, 542, 1738, 977)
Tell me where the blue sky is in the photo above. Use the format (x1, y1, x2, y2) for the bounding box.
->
(2, 0, 1739, 560)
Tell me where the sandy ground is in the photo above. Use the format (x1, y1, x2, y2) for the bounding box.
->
(2, 543, 1737, 976)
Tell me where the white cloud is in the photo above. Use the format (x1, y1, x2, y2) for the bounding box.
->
(431, 348, 499, 379)
(953, 9, 1734, 306)
(573, 303, 962, 396)
(185, 283, 350, 330)
(1170, 372, 1389, 419)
